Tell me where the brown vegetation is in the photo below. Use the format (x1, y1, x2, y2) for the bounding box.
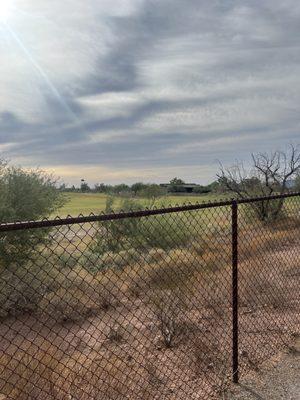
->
(0, 202, 299, 399)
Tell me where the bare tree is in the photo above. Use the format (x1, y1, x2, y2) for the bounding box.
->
(217, 145, 300, 221)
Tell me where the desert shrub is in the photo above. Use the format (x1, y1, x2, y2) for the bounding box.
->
(91, 197, 142, 255)
(192, 337, 230, 395)
(150, 289, 184, 348)
(139, 213, 193, 250)
(240, 260, 288, 310)
(0, 165, 64, 269)
(54, 253, 79, 269)
(92, 197, 196, 257)
(80, 248, 141, 273)
(0, 259, 69, 319)
(144, 257, 197, 347)
(0, 252, 123, 321)
(146, 252, 198, 290)
(38, 269, 121, 322)
(79, 251, 108, 273)
(0, 164, 64, 318)
(241, 198, 287, 225)
(128, 248, 203, 301)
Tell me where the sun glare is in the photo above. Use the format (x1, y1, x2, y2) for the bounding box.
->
(0, 0, 12, 21)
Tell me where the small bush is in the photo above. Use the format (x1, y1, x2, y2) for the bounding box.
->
(38, 269, 120, 322)
(54, 253, 79, 269)
(92, 197, 196, 257)
(242, 198, 287, 224)
(150, 289, 184, 348)
(0, 259, 65, 319)
(146, 253, 198, 291)
(52, 350, 147, 400)
(79, 251, 107, 273)
(128, 248, 202, 301)
(107, 323, 125, 343)
(79, 248, 141, 273)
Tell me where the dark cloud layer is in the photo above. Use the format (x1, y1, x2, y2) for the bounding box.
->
(1, 0, 300, 183)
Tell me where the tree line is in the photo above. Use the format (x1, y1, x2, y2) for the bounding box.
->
(59, 145, 300, 199)
(1, 144, 300, 227)
(60, 178, 222, 195)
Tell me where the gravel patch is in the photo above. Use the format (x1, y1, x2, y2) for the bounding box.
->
(227, 337, 300, 400)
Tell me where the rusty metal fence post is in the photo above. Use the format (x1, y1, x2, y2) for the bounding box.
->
(232, 199, 239, 383)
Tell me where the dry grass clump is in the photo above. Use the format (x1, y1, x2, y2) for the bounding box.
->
(52, 349, 147, 400)
(145, 248, 168, 263)
(192, 337, 230, 396)
(0, 260, 66, 319)
(129, 249, 203, 291)
(0, 344, 148, 400)
(147, 254, 196, 290)
(38, 268, 124, 322)
(80, 248, 142, 272)
(239, 222, 299, 260)
(239, 252, 292, 310)
(149, 288, 185, 348)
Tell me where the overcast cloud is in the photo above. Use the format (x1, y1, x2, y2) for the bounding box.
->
(1, 0, 300, 184)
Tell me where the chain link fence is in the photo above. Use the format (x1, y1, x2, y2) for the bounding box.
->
(0, 193, 299, 399)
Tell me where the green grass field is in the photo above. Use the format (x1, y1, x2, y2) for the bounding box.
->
(59, 192, 223, 217)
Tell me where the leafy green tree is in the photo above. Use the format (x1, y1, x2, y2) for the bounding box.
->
(131, 182, 148, 195)
(168, 177, 186, 193)
(92, 196, 194, 257)
(170, 177, 185, 186)
(94, 183, 111, 193)
(0, 162, 64, 268)
(113, 184, 130, 194)
(80, 180, 90, 192)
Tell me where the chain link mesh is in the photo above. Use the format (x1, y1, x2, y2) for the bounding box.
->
(238, 196, 300, 375)
(0, 194, 299, 399)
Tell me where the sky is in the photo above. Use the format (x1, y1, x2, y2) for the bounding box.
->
(0, 0, 300, 186)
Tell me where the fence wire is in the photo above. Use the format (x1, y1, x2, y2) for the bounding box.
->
(0, 193, 299, 399)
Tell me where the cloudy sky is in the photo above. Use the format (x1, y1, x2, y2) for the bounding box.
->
(0, 0, 300, 185)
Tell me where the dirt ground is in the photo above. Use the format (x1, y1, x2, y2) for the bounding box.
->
(0, 240, 299, 399)
(228, 337, 300, 400)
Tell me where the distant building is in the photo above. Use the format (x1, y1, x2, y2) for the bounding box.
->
(160, 183, 200, 193)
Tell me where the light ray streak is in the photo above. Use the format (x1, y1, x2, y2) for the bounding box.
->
(3, 20, 77, 121)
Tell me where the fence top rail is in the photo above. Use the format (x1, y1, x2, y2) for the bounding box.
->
(0, 191, 300, 232)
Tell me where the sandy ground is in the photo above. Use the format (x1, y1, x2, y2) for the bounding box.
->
(0, 242, 299, 399)
(228, 337, 300, 400)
